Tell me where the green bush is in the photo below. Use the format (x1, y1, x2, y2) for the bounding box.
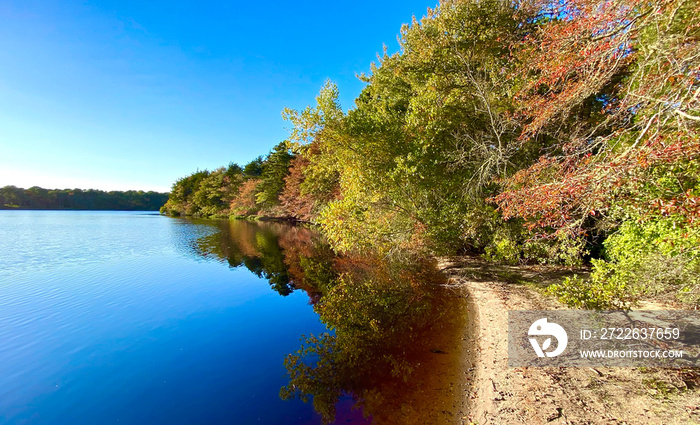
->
(546, 273, 636, 310)
(548, 218, 700, 309)
(483, 235, 521, 264)
(481, 218, 586, 266)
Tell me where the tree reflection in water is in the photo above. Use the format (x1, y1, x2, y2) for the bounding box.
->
(191, 219, 466, 424)
(189, 218, 336, 298)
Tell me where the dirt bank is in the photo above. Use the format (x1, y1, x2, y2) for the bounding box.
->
(438, 256, 700, 425)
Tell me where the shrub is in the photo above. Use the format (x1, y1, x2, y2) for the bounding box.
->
(548, 219, 700, 309)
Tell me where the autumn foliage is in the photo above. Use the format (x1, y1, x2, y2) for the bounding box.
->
(496, 0, 700, 232)
(163, 0, 700, 306)
(229, 178, 261, 216)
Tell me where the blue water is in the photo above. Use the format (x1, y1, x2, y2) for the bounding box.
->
(0, 211, 338, 424)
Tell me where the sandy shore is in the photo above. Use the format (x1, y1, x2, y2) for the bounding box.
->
(438, 256, 700, 425)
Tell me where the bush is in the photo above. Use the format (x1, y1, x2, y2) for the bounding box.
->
(548, 218, 700, 309)
(546, 273, 636, 310)
(481, 217, 587, 266)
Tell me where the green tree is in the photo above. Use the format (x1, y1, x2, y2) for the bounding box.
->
(192, 168, 229, 216)
(317, 0, 536, 256)
(243, 157, 264, 177)
(161, 170, 210, 215)
(255, 142, 294, 209)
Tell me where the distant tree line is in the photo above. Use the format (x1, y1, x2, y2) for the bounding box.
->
(163, 0, 700, 308)
(0, 185, 169, 211)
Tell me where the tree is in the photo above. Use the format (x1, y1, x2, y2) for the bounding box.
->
(314, 0, 537, 255)
(243, 157, 264, 177)
(229, 178, 261, 216)
(279, 154, 315, 221)
(192, 168, 229, 216)
(255, 142, 294, 209)
(491, 0, 700, 306)
(161, 170, 210, 215)
(495, 0, 700, 233)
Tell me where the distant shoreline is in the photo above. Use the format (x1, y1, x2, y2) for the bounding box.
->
(0, 207, 162, 211)
(1, 185, 169, 211)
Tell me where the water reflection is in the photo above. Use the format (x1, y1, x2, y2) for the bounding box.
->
(189, 219, 336, 299)
(189, 219, 466, 424)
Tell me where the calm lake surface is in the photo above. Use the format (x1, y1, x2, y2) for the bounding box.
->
(0, 211, 466, 425)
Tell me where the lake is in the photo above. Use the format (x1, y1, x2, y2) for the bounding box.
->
(0, 210, 467, 424)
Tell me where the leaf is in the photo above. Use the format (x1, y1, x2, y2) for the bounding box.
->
(541, 338, 552, 351)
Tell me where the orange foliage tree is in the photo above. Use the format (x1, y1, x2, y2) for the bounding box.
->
(229, 178, 261, 216)
(278, 155, 315, 221)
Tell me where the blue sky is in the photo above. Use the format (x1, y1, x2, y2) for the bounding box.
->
(0, 0, 434, 192)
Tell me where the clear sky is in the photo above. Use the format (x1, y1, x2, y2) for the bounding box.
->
(0, 0, 434, 192)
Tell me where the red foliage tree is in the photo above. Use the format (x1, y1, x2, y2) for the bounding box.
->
(494, 0, 700, 232)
